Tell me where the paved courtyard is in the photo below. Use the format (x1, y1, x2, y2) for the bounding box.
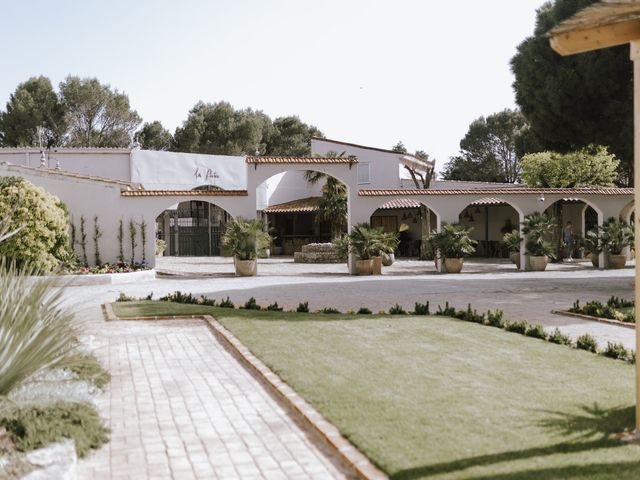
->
(65, 258, 636, 478)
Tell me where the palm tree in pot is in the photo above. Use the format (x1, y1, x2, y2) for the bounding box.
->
(369, 228, 399, 275)
(503, 230, 522, 269)
(522, 212, 557, 271)
(583, 228, 603, 268)
(601, 218, 633, 269)
(429, 223, 477, 273)
(333, 223, 378, 275)
(222, 217, 272, 276)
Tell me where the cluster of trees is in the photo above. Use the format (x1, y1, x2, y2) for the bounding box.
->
(0, 76, 323, 157)
(444, 0, 631, 187)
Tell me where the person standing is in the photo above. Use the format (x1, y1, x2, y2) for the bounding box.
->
(564, 221, 574, 261)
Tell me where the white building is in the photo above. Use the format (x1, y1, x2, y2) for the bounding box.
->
(0, 137, 633, 271)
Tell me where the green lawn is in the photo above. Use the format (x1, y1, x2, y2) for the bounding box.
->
(113, 301, 640, 480)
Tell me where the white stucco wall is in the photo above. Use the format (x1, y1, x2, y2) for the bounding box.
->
(311, 138, 401, 190)
(265, 171, 323, 206)
(0, 148, 131, 181)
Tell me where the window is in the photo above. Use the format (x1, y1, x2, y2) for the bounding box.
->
(357, 163, 371, 184)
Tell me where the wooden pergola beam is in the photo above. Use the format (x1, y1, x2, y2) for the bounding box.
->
(550, 19, 640, 55)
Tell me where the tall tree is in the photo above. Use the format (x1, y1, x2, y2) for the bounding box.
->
(135, 121, 173, 151)
(511, 0, 632, 185)
(0, 76, 66, 147)
(266, 116, 323, 156)
(442, 109, 527, 183)
(173, 101, 274, 155)
(60, 76, 141, 147)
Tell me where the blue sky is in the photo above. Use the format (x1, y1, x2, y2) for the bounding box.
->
(1, 0, 548, 171)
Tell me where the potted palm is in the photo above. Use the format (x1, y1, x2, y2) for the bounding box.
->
(522, 212, 556, 271)
(601, 218, 633, 269)
(584, 228, 603, 268)
(222, 217, 271, 276)
(333, 223, 379, 275)
(370, 228, 399, 275)
(429, 223, 477, 273)
(503, 230, 522, 269)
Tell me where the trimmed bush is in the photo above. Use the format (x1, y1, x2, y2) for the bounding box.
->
(0, 401, 109, 457)
(576, 334, 598, 353)
(436, 302, 456, 317)
(357, 307, 372, 315)
(266, 302, 283, 311)
(548, 328, 572, 345)
(525, 324, 547, 340)
(0, 177, 71, 272)
(486, 310, 505, 328)
(602, 342, 629, 361)
(243, 297, 261, 310)
(319, 307, 341, 314)
(219, 297, 235, 308)
(413, 302, 430, 315)
(389, 304, 407, 315)
(296, 302, 309, 313)
(505, 320, 529, 335)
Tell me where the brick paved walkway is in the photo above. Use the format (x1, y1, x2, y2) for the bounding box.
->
(77, 315, 348, 480)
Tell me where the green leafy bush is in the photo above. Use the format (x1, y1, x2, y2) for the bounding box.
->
(389, 304, 407, 315)
(0, 261, 79, 396)
(319, 307, 341, 314)
(486, 310, 505, 328)
(243, 297, 261, 310)
(266, 302, 283, 311)
(356, 307, 372, 315)
(219, 297, 235, 309)
(602, 342, 629, 361)
(0, 177, 71, 272)
(296, 302, 309, 313)
(222, 217, 271, 260)
(413, 302, 430, 315)
(65, 353, 111, 389)
(436, 302, 456, 317)
(576, 334, 598, 353)
(505, 320, 529, 335)
(0, 401, 109, 457)
(525, 324, 547, 340)
(548, 328, 572, 345)
(428, 223, 477, 259)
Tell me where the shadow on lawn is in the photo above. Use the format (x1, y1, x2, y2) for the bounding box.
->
(391, 404, 635, 480)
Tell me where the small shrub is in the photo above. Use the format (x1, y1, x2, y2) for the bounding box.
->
(66, 353, 111, 389)
(319, 307, 341, 314)
(243, 297, 261, 310)
(436, 302, 456, 317)
(548, 328, 572, 345)
(413, 302, 430, 315)
(378, 309, 386, 315)
(569, 299, 581, 313)
(219, 297, 235, 309)
(486, 309, 504, 328)
(266, 302, 283, 311)
(629, 351, 636, 365)
(505, 320, 529, 335)
(389, 304, 407, 315)
(456, 304, 485, 323)
(576, 334, 598, 353)
(607, 296, 634, 309)
(602, 342, 629, 361)
(525, 324, 547, 340)
(623, 311, 635, 323)
(296, 302, 309, 313)
(0, 401, 109, 457)
(116, 292, 135, 302)
(346, 309, 355, 315)
(357, 307, 372, 315)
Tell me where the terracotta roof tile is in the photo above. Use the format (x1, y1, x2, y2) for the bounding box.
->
(246, 155, 357, 164)
(263, 197, 320, 213)
(121, 189, 248, 197)
(359, 187, 633, 196)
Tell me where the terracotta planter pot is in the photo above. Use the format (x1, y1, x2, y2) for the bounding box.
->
(608, 254, 627, 269)
(371, 256, 383, 275)
(529, 255, 548, 271)
(355, 259, 373, 275)
(381, 252, 395, 267)
(235, 258, 257, 276)
(444, 258, 464, 274)
(590, 254, 599, 268)
(509, 252, 521, 270)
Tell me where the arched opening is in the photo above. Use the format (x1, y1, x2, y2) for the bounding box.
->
(456, 198, 522, 258)
(544, 198, 601, 261)
(258, 169, 349, 257)
(369, 199, 439, 259)
(155, 199, 233, 257)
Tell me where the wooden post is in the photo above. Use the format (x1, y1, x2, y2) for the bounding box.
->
(632, 40, 640, 432)
(631, 40, 640, 433)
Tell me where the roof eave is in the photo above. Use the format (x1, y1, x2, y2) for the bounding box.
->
(550, 18, 640, 55)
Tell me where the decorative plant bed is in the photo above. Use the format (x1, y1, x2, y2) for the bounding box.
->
(552, 309, 635, 330)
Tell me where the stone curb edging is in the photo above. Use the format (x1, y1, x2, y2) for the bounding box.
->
(552, 310, 635, 330)
(102, 304, 388, 480)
